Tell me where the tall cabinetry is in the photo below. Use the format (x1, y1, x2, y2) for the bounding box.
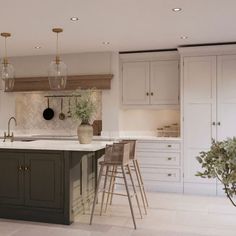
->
(179, 46, 236, 195)
(120, 51, 180, 108)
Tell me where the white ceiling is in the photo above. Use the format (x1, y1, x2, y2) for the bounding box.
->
(0, 0, 236, 57)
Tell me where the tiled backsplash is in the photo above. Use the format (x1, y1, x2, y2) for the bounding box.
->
(15, 91, 102, 135)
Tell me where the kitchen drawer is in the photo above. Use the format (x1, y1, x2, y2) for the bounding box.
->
(140, 167, 180, 182)
(136, 141, 180, 151)
(137, 152, 180, 166)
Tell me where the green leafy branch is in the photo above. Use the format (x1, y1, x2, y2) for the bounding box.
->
(196, 138, 236, 207)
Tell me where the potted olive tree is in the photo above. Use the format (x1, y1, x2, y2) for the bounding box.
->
(72, 89, 97, 144)
(196, 138, 236, 207)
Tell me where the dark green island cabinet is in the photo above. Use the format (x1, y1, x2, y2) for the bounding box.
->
(0, 141, 106, 225)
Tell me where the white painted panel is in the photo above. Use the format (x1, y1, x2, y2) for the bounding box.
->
(122, 62, 149, 105)
(217, 104, 236, 140)
(217, 55, 236, 141)
(184, 56, 215, 102)
(184, 104, 213, 149)
(137, 141, 180, 151)
(183, 56, 216, 191)
(137, 152, 180, 166)
(184, 149, 215, 184)
(140, 167, 180, 182)
(150, 60, 179, 105)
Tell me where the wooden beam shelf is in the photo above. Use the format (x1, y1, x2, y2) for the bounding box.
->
(6, 74, 113, 92)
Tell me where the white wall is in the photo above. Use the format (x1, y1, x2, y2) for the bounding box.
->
(0, 91, 16, 131)
(101, 52, 121, 136)
(119, 109, 180, 135)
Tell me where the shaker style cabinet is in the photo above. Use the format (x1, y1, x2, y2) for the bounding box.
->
(150, 60, 179, 105)
(121, 52, 179, 106)
(182, 53, 236, 195)
(122, 62, 150, 105)
(24, 152, 63, 209)
(0, 151, 63, 209)
(136, 140, 182, 193)
(0, 152, 25, 205)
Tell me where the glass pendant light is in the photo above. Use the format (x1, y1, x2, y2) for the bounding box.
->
(0, 32, 14, 91)
(48, 28, 67, 90)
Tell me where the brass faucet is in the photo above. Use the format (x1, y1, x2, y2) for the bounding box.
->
(3, 117, 17, 142)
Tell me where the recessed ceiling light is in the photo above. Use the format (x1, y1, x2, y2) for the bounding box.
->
(102, 41, 110, 45)
(70, 17, 79, 21)
(172, 8, 182, 12)
(34, 46, 41, 49)
(180, 36, 188, 40)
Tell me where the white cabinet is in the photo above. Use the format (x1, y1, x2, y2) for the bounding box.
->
(217, 55, 236, 141)
(122, 62, 150, 105)
(136, 140, 183, 193)
(150, 60, 179, 105)
(120, 52, 179, 107)
(181, 53, 236, 195)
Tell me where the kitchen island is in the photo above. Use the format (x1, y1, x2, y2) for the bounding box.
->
(0, 140, 111, 225)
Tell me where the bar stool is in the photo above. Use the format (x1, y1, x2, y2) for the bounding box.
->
(106, 140, 149, 214)
(90, 143, 142, 229)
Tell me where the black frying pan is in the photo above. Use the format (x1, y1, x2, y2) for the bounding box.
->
(43, 98, 54, 120)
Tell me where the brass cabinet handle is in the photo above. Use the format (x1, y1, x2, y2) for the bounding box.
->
(24, 166, 30, 171)
(146, 92, 149, 96)
(150, 92, 154, 96)
(18, 166, 23, 171)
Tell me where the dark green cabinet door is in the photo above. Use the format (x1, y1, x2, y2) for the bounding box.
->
(24, 152, 63, 209)
(0, 151, 24, 205)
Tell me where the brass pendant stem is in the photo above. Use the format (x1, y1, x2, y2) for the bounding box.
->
(3, 58, 8, 65)
(55, 56, 61, 64)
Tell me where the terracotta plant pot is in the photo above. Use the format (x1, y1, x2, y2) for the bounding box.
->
(77, 123, 93, 144)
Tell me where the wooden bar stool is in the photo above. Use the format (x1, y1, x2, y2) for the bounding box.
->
(106, 140, 149, 214)
(89, 143, 142, 229)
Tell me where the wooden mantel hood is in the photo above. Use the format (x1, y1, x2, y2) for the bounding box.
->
(6, 74, 113, 92)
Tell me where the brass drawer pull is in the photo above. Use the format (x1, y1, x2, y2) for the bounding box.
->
(146, 92, 149, 96)
(167, 173, 172, 177)
(167, 157, 172, 161)
(18, 166, 23, 171)
(150, 92, 154, 96)
(167, 144, 172, 148)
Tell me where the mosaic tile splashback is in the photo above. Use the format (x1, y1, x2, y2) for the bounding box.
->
(15, 91, 102, 133)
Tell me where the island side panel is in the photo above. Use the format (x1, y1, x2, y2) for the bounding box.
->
(68, 149, 105, 223)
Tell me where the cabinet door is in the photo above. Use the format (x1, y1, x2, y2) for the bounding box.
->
(24, 152, 63, 209)
(122, 62, 150, 105)
(0, 151, 24, 205)
(183, 56, 217, 187)
(217, 55, 236, 141)
(150, 60, 179, 105)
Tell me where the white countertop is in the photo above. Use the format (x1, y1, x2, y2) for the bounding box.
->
(0, 134, 181, 142)
(0, 140, 113, 152)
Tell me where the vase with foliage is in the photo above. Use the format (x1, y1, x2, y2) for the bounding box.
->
(196, 138, 236, 207)
(72, 89, 97, 144)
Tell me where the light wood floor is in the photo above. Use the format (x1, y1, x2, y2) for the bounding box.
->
(0, 193, 236, 236)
